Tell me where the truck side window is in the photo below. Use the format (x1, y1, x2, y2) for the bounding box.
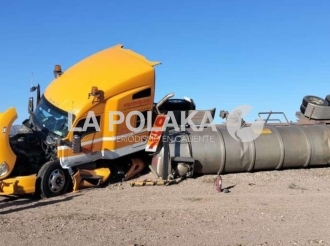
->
(132, 88, 151, 99)
(136, 111, 148, 129)
(74, 116, 101, 137)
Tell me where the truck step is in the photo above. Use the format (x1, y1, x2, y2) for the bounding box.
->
(80, 175, 102, 186)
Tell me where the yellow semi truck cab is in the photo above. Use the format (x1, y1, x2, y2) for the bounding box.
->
(47, 44, 160, 168)
(0, 44, 168, 197)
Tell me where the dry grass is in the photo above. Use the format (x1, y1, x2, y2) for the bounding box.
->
(288, 183, 307, 190)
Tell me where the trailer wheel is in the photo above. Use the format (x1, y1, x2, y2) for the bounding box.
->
(300, 104, 306, 114)
(37, 160, 71, 198)
(325, 95, 330, 104)
(302, 95, 328, 107)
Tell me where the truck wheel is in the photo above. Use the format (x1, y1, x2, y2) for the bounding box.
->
(302, 95, 328, 107)
(300, 104, 306, 114)
(325, 95, 330, 104)
(37, 160, 71, 198)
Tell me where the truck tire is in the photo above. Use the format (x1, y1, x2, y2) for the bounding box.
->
(325, 95, 330, 104)
(37, 160, 71, 198)
(302, 95, 328, 107)
(300, 104, 306, 114)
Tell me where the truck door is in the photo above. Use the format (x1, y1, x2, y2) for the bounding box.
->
(58, 115, 103, 168)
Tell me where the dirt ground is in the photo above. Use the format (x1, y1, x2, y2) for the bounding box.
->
(1, 168, 330, 246)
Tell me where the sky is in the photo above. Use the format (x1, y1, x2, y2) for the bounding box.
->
(0, 0, 329, 124)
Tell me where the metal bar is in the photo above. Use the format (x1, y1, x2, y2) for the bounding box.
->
(258, 111, 290, 125)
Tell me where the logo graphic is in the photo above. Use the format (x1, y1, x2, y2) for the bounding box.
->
(226, 105, 265, 142)
(67, 110, 217, 133)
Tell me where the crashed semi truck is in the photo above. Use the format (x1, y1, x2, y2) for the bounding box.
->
(1, 44, 330, 198)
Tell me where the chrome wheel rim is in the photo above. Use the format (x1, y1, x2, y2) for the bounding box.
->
(48, 169, 66, 193)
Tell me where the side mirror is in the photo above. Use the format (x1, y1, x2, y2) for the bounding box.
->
(72, 135, 81, 153)
(30, 84, 41, 105)
(28, 97, 34, 114)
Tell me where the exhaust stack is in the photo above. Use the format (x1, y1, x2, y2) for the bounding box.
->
(53, 65, 63, 78)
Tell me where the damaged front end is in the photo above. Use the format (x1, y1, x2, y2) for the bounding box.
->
(0, 108, 37, 195)
(0, 107, 51, 196)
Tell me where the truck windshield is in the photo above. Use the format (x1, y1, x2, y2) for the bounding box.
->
(33, 96, 74, 137)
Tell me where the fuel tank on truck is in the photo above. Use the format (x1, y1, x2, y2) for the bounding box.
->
(151, 123, 330, 179)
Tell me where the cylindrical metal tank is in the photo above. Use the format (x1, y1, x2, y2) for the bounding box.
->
(152, 124, 330, 177)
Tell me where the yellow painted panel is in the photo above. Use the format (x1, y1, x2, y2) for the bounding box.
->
(253, 128, 272, 134)
(0, 107, 18, 179)
(0, 175, 36, 195)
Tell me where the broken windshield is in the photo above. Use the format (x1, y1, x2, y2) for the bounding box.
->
(33, 96, 74, 137)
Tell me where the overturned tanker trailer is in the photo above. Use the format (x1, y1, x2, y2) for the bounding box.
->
(150, 95, 330, 180)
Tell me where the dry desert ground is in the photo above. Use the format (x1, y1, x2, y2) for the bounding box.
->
(1, 168, 330, 246)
